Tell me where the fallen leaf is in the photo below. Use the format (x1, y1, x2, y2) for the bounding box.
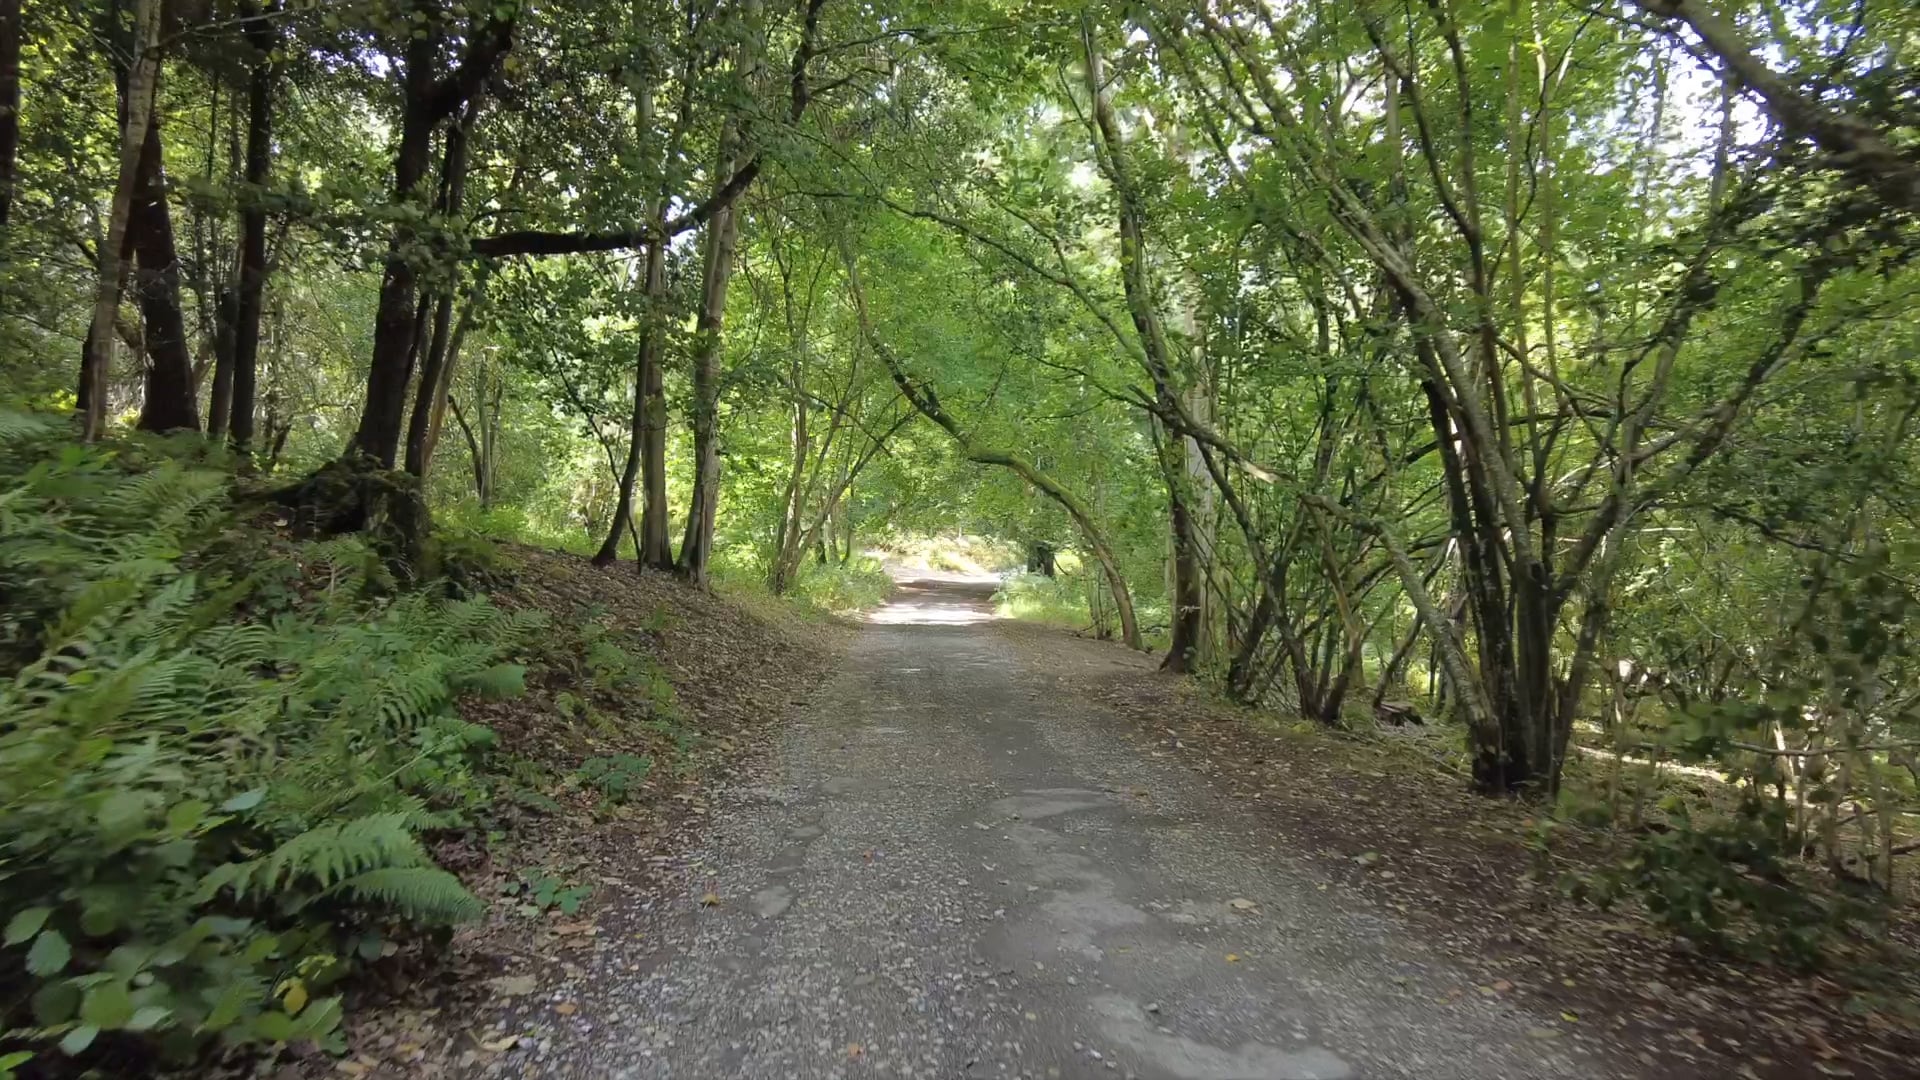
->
(479, 1034, 521, 1053)
(700, 892, 721, 907)
(1225, 953, 1241, 963)
(487, 975, 538, 997)
(1561, 1010, 1579, 1023)
(555, 1002, 577, 1016)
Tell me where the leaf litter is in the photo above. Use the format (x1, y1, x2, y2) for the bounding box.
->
(280, 546, 852, 1078)
(1000, 618, 1920, 1080)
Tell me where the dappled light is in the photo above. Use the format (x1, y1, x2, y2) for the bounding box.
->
(866, 573, 1002, 625)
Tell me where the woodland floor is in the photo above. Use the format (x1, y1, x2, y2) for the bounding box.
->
(304, 560, 1917, 1080)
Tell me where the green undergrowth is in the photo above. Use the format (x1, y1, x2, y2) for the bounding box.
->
(994, 568, 1170, 651)
(873, 533, 1019, 576)
(436, 501, 604, 560)
(994, 571, 1088, 628)
(709, 550, 893, 619)
(789, 555, 893, 614)
(0, 415, 568, 1073)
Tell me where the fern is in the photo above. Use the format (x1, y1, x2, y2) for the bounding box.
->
(0, 427, 531, 1058)
(332, 867, 483, 923)
(200, 816, 482, 925)
(204, 813, 426, 897)
(0, 408, 59, 445)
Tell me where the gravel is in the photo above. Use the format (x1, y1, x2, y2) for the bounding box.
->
(477, 575, 1620, 1079)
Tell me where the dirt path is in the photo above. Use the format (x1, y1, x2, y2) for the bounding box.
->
(479, 574, 1626, 1079)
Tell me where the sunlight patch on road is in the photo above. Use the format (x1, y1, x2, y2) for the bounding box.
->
(865, 599, 998, 625)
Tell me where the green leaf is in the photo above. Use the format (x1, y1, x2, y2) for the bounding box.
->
(242, 934, 281, 964)
(78, 905, 117, 937)
(26, 930, 71, 976)
(97, 790, 150, 833)
(4, 906, 51, 945)
(80, 981, 135, 1029)
(292, 995, 344, 1039)
(165, 799, 209, 834)
(103, 943, 154, 976)
(253, 1010, 294, 1043)
(58, 1024, 98, 1056)
(31, 981, 81, 1025)
(220, 788, 266, 813)
(203, 977, 257, 1031)
(125, 1005, 171, 1033)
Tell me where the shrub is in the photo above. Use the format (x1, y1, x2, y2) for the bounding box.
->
(0, 415, 535, 1067)
(792, 556, 893, 613)
(993, 571, 1086, 627)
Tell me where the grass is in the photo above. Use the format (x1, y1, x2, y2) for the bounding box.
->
(994, 570, 1089, 628)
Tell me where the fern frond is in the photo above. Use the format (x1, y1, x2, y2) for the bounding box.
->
(205, 812, 426, 898)
(332, 867, 483, 923)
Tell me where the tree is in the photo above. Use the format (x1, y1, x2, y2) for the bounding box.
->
(346, 2, 514, 471)
(80, 0, 161, 440)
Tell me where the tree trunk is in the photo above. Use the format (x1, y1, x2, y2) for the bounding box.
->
(228, 0, 275, 453)
(1080, 21, 1189, 663)
(81, 0, 162, 440)
(593, 420, 643, 565)
(678, 0, 761, 587)
(449, 394, 489, 507)
(0, 0, 20, 231)
(349, 33, 438, 468)
(635, 215, 673, 570)
(345, 7, 514, 468)
(592, 242, 661, 568)
(767, 381, 810, 595)
(676, 158, 745, 587)
(479, 372, 503, 508)
(417, 272, 486, 475)
(404, 103, 476, 477)
(1160, 424, 1201, 673)
(207, 286, 236, 437)
(130, 120, 201, 433)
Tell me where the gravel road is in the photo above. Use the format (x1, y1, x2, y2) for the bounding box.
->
(484, 572, 1621, 1080)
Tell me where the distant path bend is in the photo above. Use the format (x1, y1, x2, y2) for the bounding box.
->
(493, 572, 1619, 1080)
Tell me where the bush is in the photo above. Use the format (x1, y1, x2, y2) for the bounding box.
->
(1550, 796, 1866, 968)
(993, 571, 1086, 627)
(0, 415, 536, 1067)
(792, 556, 893, 613)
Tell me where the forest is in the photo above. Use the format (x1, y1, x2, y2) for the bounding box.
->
(1, 0, 1919, 1074)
